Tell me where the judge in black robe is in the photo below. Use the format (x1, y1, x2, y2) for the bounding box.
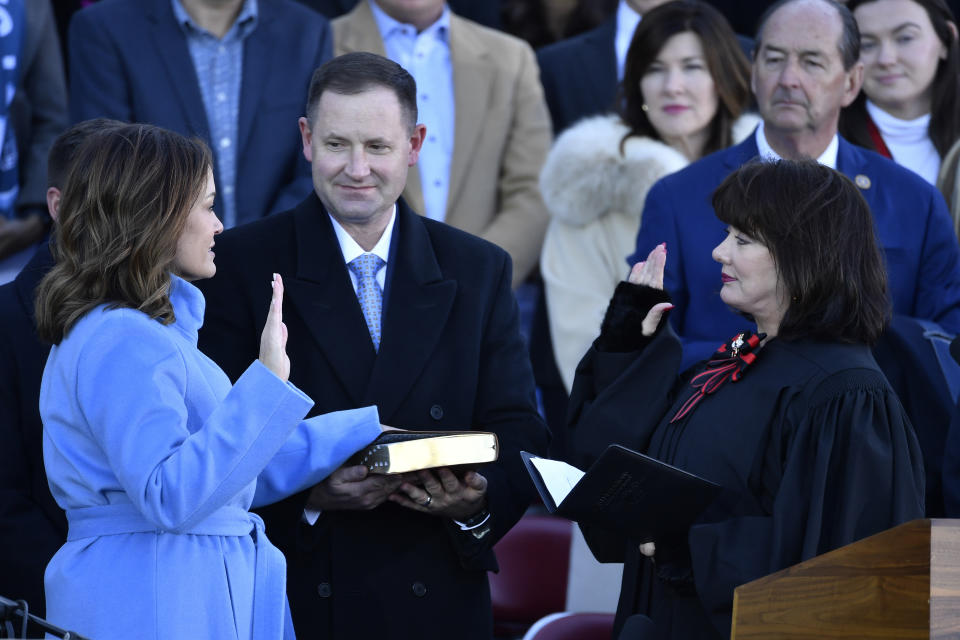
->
(563, 160, 926, 640)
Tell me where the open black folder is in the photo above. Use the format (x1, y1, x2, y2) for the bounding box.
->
(521, 445, 721, 545)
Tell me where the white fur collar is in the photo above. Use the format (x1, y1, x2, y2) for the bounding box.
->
(540, 112, 760, 226)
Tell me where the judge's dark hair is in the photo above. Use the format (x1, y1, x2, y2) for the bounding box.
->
(305, 52, 418, 132)
(47, 118, 126, 189)
(841, 0, 960, 158)
(35, 124, 212, 344)
(712, 160, 889, 344)
(620, 1, 751, 157)
(754, 0, 861, 70)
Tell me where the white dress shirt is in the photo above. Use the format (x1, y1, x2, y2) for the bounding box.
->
(370, 0, 454, 223)
(756, 121, 839, 169)
(615, 0, 642, 81)
(303, 206, 396, 525)
(328, 205, 396, 291)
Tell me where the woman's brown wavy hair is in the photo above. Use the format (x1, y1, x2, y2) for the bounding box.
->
(619, 0, 751, 157)
(35, 123, 212, 344)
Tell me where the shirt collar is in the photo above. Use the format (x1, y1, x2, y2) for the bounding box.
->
(369, 0, 450, 41)
(171, 0, 259, 38)
(617, 0, 642, 33)
(328, 205, 396, 267)
(755, 121, 839, 169)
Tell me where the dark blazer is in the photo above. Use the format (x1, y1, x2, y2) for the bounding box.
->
(536, 17, 617, 135)
(12, 0, 67, 219)
(197, 195, 549, 640)
(632, 132, 960, 371)
(67, 0, 330, 226)
(0, 244, 65, 617)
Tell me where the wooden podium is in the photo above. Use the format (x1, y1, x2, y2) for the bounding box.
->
(731, 519, 960, 639)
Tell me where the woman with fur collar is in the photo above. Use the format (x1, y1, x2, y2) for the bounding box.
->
(540, 0, 757, 392)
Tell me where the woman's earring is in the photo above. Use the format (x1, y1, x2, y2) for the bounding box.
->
(641, 104, 649, 112)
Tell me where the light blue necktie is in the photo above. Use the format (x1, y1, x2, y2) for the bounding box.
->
(348, 253, 386, 351)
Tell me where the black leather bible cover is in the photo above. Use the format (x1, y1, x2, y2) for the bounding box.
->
(521, 445, 721, 542)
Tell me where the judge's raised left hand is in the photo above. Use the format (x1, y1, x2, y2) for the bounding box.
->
(390, 468, 487, 520)
(629, 243, 674, 337)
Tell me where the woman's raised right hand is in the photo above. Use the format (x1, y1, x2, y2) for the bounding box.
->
(259, 273, 290, 381)
(629, 243, 674, 337)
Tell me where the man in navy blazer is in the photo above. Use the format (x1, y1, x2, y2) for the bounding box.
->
(68, 0, 330, 227)
(633, 0, 960, 371)
(197, 53, 549, 640)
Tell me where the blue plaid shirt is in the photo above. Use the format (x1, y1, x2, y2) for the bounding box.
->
(171, 0, 258, 229)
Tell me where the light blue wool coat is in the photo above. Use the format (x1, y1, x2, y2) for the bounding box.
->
(40, 275, 381, 640)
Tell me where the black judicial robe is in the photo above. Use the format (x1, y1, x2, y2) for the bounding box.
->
(564, 289, 926, 640)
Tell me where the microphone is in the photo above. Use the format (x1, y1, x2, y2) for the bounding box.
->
(0, 595, 24, 618)
(0, 594, 91, 640)
(0, 596, 26, 639)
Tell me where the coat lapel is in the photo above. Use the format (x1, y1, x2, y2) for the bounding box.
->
(363, 202, 456, 419)
(836, 135, 869, 182)
(236, 3, 275, 159)
(723, 131, 761, 171)
(444, 15, 494, 227)
(581, 18, 617, 103)
(284, 197, 377, 406)
(145, 0, 210, 137)
(334, 1, 387, 56)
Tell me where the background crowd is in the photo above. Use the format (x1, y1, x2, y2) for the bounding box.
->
(3, 0, 960, 639)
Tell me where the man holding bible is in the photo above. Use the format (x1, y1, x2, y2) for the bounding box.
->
(197, 52, 549, 640)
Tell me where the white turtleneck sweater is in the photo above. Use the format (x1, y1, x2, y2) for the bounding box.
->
(867, 99, 940, 185)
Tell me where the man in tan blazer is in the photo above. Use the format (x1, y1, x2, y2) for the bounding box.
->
(332, 0, 551, 287)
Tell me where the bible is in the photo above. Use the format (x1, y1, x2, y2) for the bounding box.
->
(351, 430, 499, 474)
(521, 445, 721, 542)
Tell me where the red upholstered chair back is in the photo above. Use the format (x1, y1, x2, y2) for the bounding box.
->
(524, 612, 617, 640)
(489, 514, 572, 638)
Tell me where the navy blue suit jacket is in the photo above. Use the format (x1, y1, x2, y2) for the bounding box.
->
(632, 131, 960, 370)
(196, 195, 549, 639)
(68, 0, 330, 226)
(536, 17, 617, 135)
(0, 245, 64, 618)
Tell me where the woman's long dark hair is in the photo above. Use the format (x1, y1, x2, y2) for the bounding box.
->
(35, 124, 212, 344)
(619, 0, 751, 157)
(841, 0, 960, 158)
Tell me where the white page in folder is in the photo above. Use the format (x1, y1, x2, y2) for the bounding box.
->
(530, 457, 586, 506)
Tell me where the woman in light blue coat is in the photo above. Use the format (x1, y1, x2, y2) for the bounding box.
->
(34, 124, 384, 640)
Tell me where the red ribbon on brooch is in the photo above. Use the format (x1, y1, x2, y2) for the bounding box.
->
(669, 331, 765, 423)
